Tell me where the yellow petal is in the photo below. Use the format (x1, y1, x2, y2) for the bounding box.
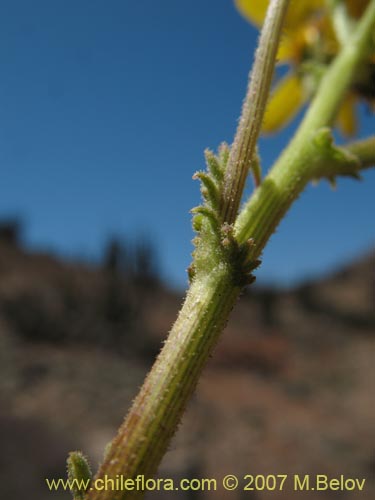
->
(336, 94, 357, 137)
(262, 73, 306, 133)
(235, 0, 326, 64)
(234, 0, 269, 27)
(235, 0, 325, 30)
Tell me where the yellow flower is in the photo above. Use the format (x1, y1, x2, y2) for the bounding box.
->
(235, 0, 374, 136)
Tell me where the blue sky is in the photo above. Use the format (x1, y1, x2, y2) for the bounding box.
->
(0, 0, 374, 289)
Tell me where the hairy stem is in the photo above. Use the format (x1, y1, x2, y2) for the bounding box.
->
(235, 0, 375, 251)
(85, 2, 375, 499)
(87, 270, 240, 500)
(220, 0, 290, 224)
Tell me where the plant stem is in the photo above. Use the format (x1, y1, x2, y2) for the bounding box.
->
(345, 136, 375, 169)
(235, 0, 375, 251)
(221, 0, 289, 224)
(328, 0, 355, 46)
(87, 270, 240, 500)
(86, 2, 375, 499)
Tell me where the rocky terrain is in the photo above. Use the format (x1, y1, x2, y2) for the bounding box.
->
(0, 237, 374, 499)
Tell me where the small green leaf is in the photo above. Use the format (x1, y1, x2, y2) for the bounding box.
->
(193, 171, 220, 209)
(204, 149, 224, 182)
(218, 142, 230, 169)
(67, 451, 92, 500)
(192, 214, 203, 232)
(191, 206, 220, 232)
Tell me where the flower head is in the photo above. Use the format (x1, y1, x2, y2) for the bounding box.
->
(235, 0, 374, 135)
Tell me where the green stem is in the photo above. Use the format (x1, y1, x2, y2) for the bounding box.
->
(235, 0, 375, 251)
(87, 271, 240, 500)
(85, 2, 375, 499)
(328, 0, 355, 46)
(221, 0, 290, 224)
(345, 136, 375, 170)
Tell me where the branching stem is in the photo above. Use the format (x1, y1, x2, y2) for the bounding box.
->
(85, 2, 375, 499)
(235, 0, 375, 251)
(345, 136, 375, 170)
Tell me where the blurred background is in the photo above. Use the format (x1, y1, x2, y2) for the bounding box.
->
(0, 1, 374, 499)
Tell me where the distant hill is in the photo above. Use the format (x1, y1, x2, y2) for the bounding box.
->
(0, 241, 373, 500)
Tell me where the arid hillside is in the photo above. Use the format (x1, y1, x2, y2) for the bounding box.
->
(0, 237, 373, 500)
